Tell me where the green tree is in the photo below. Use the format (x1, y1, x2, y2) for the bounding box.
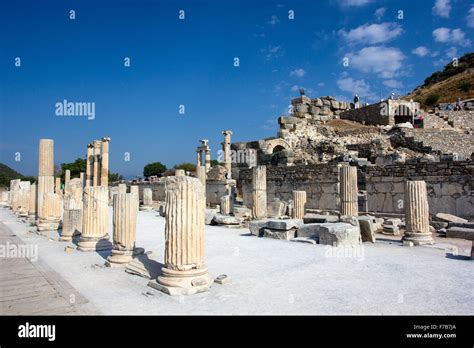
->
(143, 162, 167, 177)
(210, 160, 219, 167)
(61, 158, 87, 179)
(109, 172, 124, 182)
(174, 162, 196, 172)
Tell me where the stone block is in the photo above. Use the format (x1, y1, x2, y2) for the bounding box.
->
(234, 206, 251, 219)
(249, 219, 269, 236)
(357, 217, 376, 243)
(434, 213, 468, 224)
(263, 228, 296, 240)
(318, 223, 361, 247)
(212, 214, 243, 225)
(446, 227, 474, 240)
(267, 201, 287, 218)
(303, 214, 339, 224)
(266, 218, 303, 231)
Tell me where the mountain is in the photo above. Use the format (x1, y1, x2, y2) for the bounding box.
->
(405, 52, 474, 108)
(0, 163, 32, 188)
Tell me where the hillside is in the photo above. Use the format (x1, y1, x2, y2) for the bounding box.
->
(405, 52, 474, 108)
(0, 163, 28, 188)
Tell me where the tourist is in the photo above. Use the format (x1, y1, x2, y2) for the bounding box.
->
(354, 94, 360, 109)
(455, 98, 464, 111)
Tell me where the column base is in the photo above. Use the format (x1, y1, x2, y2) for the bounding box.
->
(106, 247, 145, 267)
(59, 231, 81, 242)
(403, 231, 434, 245)
(139, 205, 153, 211)
(37, 219, 60, 232)
(77, 235, 112, 251)
(148, 266, 212, 296)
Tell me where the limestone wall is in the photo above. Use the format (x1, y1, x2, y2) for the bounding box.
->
(365, 160, 473, 218)
(239, 164, 340, 211)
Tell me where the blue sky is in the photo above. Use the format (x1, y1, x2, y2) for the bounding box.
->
(0, 0, 472, 177)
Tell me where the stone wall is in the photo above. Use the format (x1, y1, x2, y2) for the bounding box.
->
(239, 164, 341, 211)
(365, 160, 473, 218)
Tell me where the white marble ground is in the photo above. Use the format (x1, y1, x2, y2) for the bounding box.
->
(1, 207, 473, 315)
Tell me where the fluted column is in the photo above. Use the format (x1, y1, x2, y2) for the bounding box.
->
(37, 139, 55, 224)
(340, 166, 358, 216)
(65, 170, 71, 188)
(205, 149, 211, 173)
(60, 178, 83, 241)
(292, 191, 306, 219)
(252, 165, 267, 219)
(78, 186, 111, 251)
(86, 143, 94, 187)
(80, 172, 85, 188)
(10, 179, 21, 212)
(101, 137, 111, 187)
(27, 183, 37, 222)
(220, 195, 233, 215)
(17, 181, 31, 217)
(403, 181, 434, 245)
(140, 188, 153, 211)
(222, 130, 232, 178)
(37, 193, 61, 232)
(55, 177, 62, 195)
(92, 140, 101, 187)
(148, 176, 212, 296)
(107, 193, 143, 266)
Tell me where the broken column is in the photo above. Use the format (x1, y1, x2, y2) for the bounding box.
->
(292, 190, 307, 219)
(222, 130, 232, 178)
(205, 148, 211, 173)
(403, 180, 434, 245)
(118, 183, 127, 194)
(65, 169, 71, 188)
(220, 195, 233, 215)
(107, 193, 143, 266)
(78, 186, 111, 251)
(175, 169, 185, 177)
(55, 177, 62, 194)
(17, 181, 31, 217)
(148, 176, 212, 295)
(80, 172, 85, 188)
(10, 179, 21, 212)
(86, 143, 94, 187)
(140, 188, 153, 211)
(251, 165, 267, 219)
(27, 183, 37, 222)
(37, 139, 55, 224)
(37, 193, 62, 232)
(92, 140, 101, 187)
(101, 137, 111, 187)
(339, 166, 358, 216)
(60, 178, 83, 242)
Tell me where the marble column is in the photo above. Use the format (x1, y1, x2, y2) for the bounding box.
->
(148, 176, 212, 295)
(403, 180, 434, 245)
(205, 149, 211, 173)
(80, 172, 85, 188)
(37, 193, 62, 232)
(101, 137, 111, 187)
(60, 178, 83, 241)
(292, 191, 306, 219)
(118, 183, 127, 194)
(140, 188, 153, 211)
(130, 185, 139, 208)
(107, 193, 143, 266)
(78, 186, 111, 251)
(65, 170, 71, 189)
(92, 140, 101, 187)
(340, 166, 358, 217)
(222, 130, 232, 178)
(251, 166, 267, 219)
(55, 177, 62, 194)
(220, 195, 233, 215)
(10, 179, 21, 212)
(17, 181, 31, 217)
(196, 150, 202, 167)
(27, 183, 37, 222)
(37, 139, 55, 223)
(86, 143, 94, 187)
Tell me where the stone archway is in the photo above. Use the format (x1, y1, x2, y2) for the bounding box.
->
(262, 138, 291, 155)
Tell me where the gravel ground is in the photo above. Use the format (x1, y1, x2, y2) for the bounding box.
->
(1, 207, 473, 315)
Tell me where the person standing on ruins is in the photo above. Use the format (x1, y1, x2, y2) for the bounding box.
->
(455, 98, 464, 111)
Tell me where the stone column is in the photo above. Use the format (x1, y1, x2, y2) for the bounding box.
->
(60, 178, 83, 242)
(0, 190, 9, 206)
(78, 186, 111, 251)
(92, 140, 101, 187)
(130, 185, 139, 208)
(107, 193, 143, 266)
(101, 137, 111, 187)
(205, 149, 211, 173)
(118, 183, 127, 194)
(220, 195, 233, 215)
(196, 150, 202, 167)
(17, 181, 31, 217)
(37, 193, 62, 232)
(140, 188, 153, 211)
(403, 181, 434, 245)
(251, 166, 267, 219)
(55, 177, 62, 194)
(292, 191, 306, 219)
(148, 176, 212, 295)
(86, 143, 94, 187)
(37, 139, 55, 222)
(65, 170, 71, 188)
(222, 130, 232, 178)
(10, 179, 21, 212)
(27, 184, 36, 221)
(175, 169, 185, 177)
(339, 166, 358, 216)
(80, 172, 85, 188)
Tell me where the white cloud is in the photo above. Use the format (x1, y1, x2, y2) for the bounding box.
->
(374, 7, 386, 20)
(432, 0, 451, 18)
(337, 77, 371, 96)
(412, 46, 429, 57)
(446, 46, 458, 58)
(348, 46, 406, 79)
(467, 6, 474, 28)
(339, 23, 403, 45)
(318, 82, 325, 87)
(267, 15, 280, 26)
(338, 0, 373, 7)
(383, 79, 403, 89)
(261, 45, 283, 60)
(290, 68, 306, 77)
(433, 28, 471, 47)
(291, 85, 299, 92)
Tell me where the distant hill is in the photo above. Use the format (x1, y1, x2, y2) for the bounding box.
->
(0, 163, 34, 188)
(405, 52, 474, 108)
